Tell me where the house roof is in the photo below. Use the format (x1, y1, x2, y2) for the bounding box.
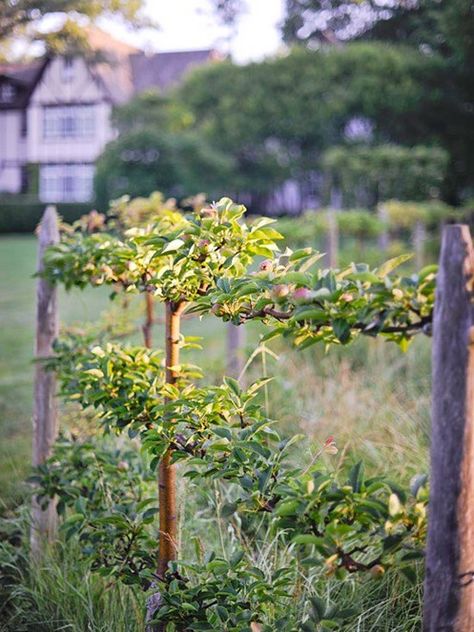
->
(130, 49, 217, 93)
(0, 60, 47, 109)
(0, 27, 217, 108)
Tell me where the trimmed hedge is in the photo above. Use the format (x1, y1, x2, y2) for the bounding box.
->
(0, 198, 94, 234)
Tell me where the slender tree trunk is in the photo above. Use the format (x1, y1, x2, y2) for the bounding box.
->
(31, 205, 59, 557)
(143, 293, 155, 349)
(226, 324, 245, 380)
(326, 187, 341, 268)
(377, 203, 390, 253)
(424, 224, 474, 631)
(413, 220, 426, 270)
(158, 301, 185, 577)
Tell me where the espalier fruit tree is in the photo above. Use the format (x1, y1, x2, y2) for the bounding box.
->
(37, 196, 434, 629)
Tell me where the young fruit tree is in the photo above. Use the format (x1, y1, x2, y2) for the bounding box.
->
(37, 196, 435, 629)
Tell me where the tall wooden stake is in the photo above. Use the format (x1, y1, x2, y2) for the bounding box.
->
(31, 205, 59, 557)
(143, 293, 155, 349)
(377, 203, 390, 253)
(424, 224, 474, 631)
(327, 187, 341, 268)
(158, 301, 185, 577)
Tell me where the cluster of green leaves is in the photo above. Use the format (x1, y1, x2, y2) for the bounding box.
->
(43, 197, 281, 303)
(33, 427, 428, 628)
(148, 554, 297, 631)
(32, 437, 158, 586)
(50, 335, 168, 433)
(195, 250, 436, 350)
(44, 198, 435, 351)
(273, 464, 427, 583)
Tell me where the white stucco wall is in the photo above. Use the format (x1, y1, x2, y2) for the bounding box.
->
(0, 110, 25, 193)
(28, 57, 115, 164)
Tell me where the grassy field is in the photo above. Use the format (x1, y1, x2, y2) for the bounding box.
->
(0, 234, 432, 630)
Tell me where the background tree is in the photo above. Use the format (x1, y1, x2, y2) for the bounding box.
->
(170, 43, 443, 209)
(281, 0, 474, 202)
(0, 0, 154, 60)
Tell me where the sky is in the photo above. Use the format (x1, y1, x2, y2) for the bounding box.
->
(100, 0, 286, 63)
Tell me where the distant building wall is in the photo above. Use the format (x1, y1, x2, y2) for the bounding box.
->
(0, 109, 26, 192)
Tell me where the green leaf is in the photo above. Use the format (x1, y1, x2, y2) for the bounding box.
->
(309, 596, 326, 622)
(224, 376, 241, 396)
(377, 254, 412, 277)
(332, 318, 351, 344)
(275, 500, 300, 516)
(348, 461, 364, 493)
(160, 238, 185, 254)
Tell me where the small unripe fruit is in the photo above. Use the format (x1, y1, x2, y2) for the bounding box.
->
(200, 206, 218, 218)
(271, 284, 290, 299)
(197, 239, 211, 250)
(117, 460, 129, 472)
(259, 259, 273, 272)
(341, 292, 353, 302)
(292, 287, 312, 302)
(370, 564, 385, 579)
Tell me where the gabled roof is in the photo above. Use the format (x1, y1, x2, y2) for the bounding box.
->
(130, 49, 218, 93)
(82, 25, 138, 104)
(0, 28, 218, 109)
(0, 59, 47, 109)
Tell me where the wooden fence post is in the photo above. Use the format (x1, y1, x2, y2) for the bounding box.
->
(326, 188, 341, 268)
(424, 224, 474, 631)
(377, 203, 390, 253)
(31, 205, 59, 557)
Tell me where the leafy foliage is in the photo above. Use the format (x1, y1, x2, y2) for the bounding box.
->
(196, 251, 435, 350)
(32, 437, 158, 586)
(43, 197, 281, 303)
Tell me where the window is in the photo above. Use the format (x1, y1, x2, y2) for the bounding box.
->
(0, 83, 15, 103)
(62, 56, 75, 82)
(20, 165, 28, 193)
(43, 105, 95, 139)
(39, 164, 94, 202)
(20, 109, 27, 137)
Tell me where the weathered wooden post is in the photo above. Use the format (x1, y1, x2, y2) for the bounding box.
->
(377, 203, 390, 253)
(424, 224, 474, 631)
(31, 205, 59, 556)
(326, 188, 341, 268)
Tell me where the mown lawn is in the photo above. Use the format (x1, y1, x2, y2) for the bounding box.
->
(0, 236, 112, 506)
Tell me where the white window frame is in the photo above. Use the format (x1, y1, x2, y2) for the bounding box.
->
(39, 163, 95, 202)
(42, 104, 95, 140)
